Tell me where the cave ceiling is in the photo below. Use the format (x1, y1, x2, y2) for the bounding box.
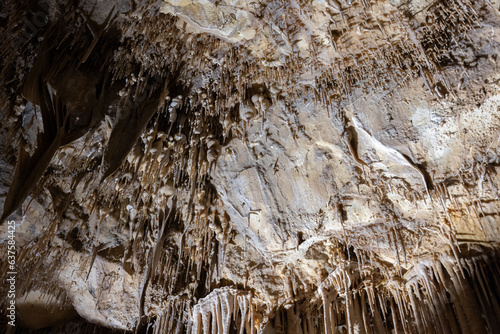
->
(1, 0, 500, 333)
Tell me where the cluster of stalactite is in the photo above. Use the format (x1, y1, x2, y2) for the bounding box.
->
(0, 0, 489, 227)
(0, 1, 234, 327)
(149, 288, 254, 334)
(1, 0, 486, 120)
(0, 0, 498, 332)
(313, 0, 481, 119)
(257, 250, 500, 334)
(135, 249, 500, 334)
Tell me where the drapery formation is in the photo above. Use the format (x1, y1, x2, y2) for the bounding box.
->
(0, 0, 499, 332)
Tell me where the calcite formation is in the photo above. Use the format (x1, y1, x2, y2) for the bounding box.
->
(0, 0, 499, 332)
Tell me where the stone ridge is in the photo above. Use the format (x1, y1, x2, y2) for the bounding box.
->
(0, 0, 499, 332)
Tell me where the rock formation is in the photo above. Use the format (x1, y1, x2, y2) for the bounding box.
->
(0, 0, 499, 332)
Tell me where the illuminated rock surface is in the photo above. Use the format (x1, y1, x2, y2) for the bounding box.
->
(0, 0, 500, 332)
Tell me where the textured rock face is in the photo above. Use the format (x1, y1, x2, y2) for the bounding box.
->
(0, 0, 500, 333)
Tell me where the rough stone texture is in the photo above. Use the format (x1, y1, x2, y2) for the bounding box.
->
(0, 0, 499, 333)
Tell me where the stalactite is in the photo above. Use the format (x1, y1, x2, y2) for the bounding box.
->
(305, 250, 500, 334)
(0, 0, 498, 332)
(189, 287, 254, 334)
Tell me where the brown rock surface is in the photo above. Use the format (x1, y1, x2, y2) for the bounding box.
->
(0, 0, 499, 333)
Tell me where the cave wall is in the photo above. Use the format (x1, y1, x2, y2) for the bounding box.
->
(0, 0, 500, 333)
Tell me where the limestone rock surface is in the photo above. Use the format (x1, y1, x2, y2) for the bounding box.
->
(0, 0, 500, 333)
